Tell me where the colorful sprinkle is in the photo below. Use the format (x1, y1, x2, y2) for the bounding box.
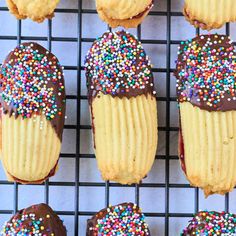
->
(91, 203, 150, 235)
(0, 43, 65, 120)
(176, 34, 236, 111)
(85, 31, 155, 98)
(2, 213, 48, 235)
(1, 204, 66, 236)
(181, 211, 236, 235)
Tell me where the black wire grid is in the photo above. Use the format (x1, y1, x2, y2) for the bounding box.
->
(0, 0, 234, 235)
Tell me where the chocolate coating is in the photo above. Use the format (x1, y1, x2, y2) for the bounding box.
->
(85, 31, 156, 103)
(1, 203, 67, 235)
(0, 42, 66, 141)
(175, 34, 236, 112)
(86, 203, 150, 236)
(181, 211, 236, 235)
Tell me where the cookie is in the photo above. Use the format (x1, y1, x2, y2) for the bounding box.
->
(183, 0, 236, 30)
(96, 0, 153, 28)
(85, 31, 157, 185)
(6, 0, 60, 23)
(0, 42, 66, 184)
(176, 34, 236, 196)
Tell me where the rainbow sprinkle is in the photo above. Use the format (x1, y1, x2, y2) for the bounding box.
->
(176, 34, 236, 110)
(1, 213, 54, 236)
(0, 43, 65, 120)
(92, 204, 149, 235)
(181, 211, 236, 235)
(85, 31, 155, 97)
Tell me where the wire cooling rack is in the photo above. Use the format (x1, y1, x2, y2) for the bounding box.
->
(0, 0, 235, 235)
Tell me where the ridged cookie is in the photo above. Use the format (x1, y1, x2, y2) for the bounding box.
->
(92, 93, 157, 184)
(183, 0, 236, 30)
(2, 113, 61, 183)
(6, 0, 60, 23)
(87, 203, 150, 235)
(96, 0, 153, 28)
(176, 34, 236, 196)
(0, 42, 66, 184)
(180, 103, 236, 196)
(85, 31, 158, 185)
(1, 203, 67, 235)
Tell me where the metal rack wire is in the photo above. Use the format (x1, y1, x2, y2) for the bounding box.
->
(0, 0, 233, 235)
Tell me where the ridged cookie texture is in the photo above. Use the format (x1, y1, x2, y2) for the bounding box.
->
(180, 103, 236, 196)
(6, 0, 60, 23)
(1, 203, 67, 235)
(96, 0, 153, 28)
(175, 34, 236, 196)
(0, 42, 66, 184)
(87, 203, 150, 236)
(92, 93, 157, 184)
(2, 113, 61, 183)
(183, 0, 236, 30)
(85, 31, 158, 185)
(181, 211, 236, 235)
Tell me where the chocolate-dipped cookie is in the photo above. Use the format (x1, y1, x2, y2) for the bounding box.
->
(175, 34, 236, 196)
(181, 211, 236, 235)
(87, 203, 150, 236)
(0, 42, 66, 184)
(85, 31, 158, 185)
(1, 203, 67, 235)
(96, 0, 153, 28)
